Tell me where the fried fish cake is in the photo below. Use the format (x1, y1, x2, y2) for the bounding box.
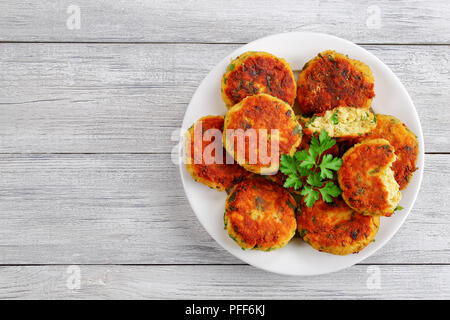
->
(299, 107, 377, 139)
(338, 139, 401, 216)
(223, 93, 302, 174)
(224, 177, 297, 251)
(185, 115, 251, 191)
(221, 51, 296, 109)
(360, 114, 419, 190)
(297, 198, 379, 255)
(297, 50, 375, 116)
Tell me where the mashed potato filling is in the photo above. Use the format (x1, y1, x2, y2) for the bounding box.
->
(375, 160, 401, 212)
(305, 107, 376, 137)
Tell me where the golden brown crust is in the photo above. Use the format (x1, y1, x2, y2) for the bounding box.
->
(224, 177, 297, 251)
(338, 139, 401, 216)
(359, 114, 419, 190)
(223, 93, 302, 174)
(297, 50, 375, 116)
(297, 198, 379, 255)
(185, 115, 251, 191)
(221, 51, 296, 108)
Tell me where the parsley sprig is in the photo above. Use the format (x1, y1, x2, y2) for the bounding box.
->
(280, 130, 343, 208)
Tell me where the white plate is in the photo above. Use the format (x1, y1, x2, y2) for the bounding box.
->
(179, 32, 424, 276)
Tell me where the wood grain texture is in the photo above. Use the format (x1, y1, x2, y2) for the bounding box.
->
(1, 0, 449, 299)
(0, 264, 449, 299)
(0, 43, 448, 153)
(0, 153, 446, 265)
(1, 1, 449, 44)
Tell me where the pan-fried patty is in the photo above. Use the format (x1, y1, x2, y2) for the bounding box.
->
(221, 51, 296, 108)
(360, 114, 419, 190)
(223, 93, 302, 174)
(185, 115, 250, 191)
(297, 198, 379, 255)
(224, 177, 297, 251)
(338, 139, 401, 216)
(297, 50, 375, 116)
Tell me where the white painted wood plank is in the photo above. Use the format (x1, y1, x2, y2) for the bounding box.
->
(0, 264, 449, 299)
(1, 1, 449, 44)
(0, 43, 448, 153)
(0, 153, 446, 264)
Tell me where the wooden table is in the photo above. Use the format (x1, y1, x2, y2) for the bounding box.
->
(0, 1, 449, 299)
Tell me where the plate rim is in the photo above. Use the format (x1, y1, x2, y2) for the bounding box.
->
(179, 31, 425, 276)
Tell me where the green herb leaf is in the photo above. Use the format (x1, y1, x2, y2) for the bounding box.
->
(318, 129, 336, 154)
(307, 172, 323, 187)
(280, 154, 303, 190)
(279, 129, 343, 208)
(309, 135, 320, 151)
(301, 186, 320, 208)
(319, 154, 343, 179)
(284, 174, 302, 190)
(296, 150, 316, 170)
(280, 154, 298, 176)
(319, 182, 342, 203)
(330, 111, 339, 125)
(297, 165, 311, 177)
